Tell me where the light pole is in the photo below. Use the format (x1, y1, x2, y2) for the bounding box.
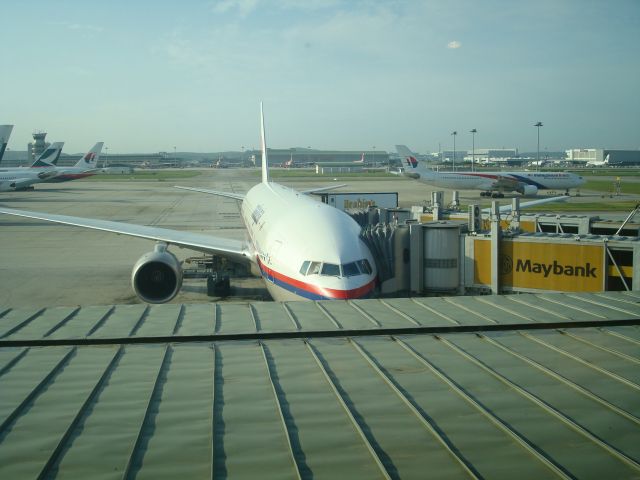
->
(173, 146, 177, 168)
(470, 128, 477, 172)
(534, 122, 543, 172)
(451, 131, 457, 172)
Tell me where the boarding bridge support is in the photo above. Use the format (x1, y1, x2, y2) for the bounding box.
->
(491, 201, 501, 294)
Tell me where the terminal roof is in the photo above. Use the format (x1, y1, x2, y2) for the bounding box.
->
(1, 292, 639, 478)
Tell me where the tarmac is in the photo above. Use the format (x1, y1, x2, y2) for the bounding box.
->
(0, 168, 637, 307)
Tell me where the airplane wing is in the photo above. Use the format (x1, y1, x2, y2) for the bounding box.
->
(174, 186, 245, 200)
(300, 184, 347, 194)
(0, 207, 251, 262)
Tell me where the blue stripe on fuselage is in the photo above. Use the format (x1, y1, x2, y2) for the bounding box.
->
(508, 174, 548, 189)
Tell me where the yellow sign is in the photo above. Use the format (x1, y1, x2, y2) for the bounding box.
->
(474, 239, 604, 292)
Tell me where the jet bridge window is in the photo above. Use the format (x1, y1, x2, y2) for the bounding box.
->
(321, 263, 340, 277)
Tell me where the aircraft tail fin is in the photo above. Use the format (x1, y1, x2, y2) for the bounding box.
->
(31, 142, 64, 168)
(0, 125, 14, 164)
(74, 142, 104, 168)
(395, 145, 420, 169)
(260, 102, 269, 184)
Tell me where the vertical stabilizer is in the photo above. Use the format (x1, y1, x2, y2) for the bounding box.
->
(74, 142, 104, 168)
(0, 125, 14, 164)
(31, 142, 64, 167)
(260, 102, 269, 184)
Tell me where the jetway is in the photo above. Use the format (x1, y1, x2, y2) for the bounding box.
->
(352, 201, 640, 296)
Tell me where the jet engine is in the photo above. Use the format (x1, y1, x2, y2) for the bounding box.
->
(131, 243, 183, 303)
(517, 184, 538, 197)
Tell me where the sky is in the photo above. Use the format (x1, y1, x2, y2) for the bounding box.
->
(2, 0, 639, 154)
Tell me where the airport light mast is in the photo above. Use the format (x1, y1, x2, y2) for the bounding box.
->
(451, 131, 457, 172)
(534, 122, 543, 172)
(470, 128, 477, 172)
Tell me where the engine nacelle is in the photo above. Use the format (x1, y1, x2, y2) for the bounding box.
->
(517, 184, 538, 197)
(131, 243, 183, 303)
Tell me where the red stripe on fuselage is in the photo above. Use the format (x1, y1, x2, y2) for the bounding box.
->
(257, 258, 375, 299)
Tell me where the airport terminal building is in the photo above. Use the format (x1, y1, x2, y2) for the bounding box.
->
(566, 148, 640, 165)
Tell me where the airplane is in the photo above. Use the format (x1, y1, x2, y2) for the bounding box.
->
(281, 154, 294, 168)
(0, 105, 377, 303)
(38, 142, 104, 182)
(0, 142, 64, 191)
(0, 169, 59, 191)
(0, 125, 14, 163)
(396, 145, 585, 197)
(586, 154, 612, 167)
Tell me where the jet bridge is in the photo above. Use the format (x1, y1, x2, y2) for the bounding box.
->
(350, 204, 640, 297)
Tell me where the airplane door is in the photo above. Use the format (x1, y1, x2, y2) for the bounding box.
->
(267, 240, 283, 283)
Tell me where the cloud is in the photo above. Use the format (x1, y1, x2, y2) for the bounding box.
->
(447, 40, 461, 49)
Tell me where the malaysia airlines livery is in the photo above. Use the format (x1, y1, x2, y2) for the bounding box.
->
(0, 105, 377, 302)
(0, 125, 14, 163)
(396, 145, 585, 197)
(39, 142, 104, 182)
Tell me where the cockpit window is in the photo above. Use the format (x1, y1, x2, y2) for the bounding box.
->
(300, 259, 373, 277)
(299, 261, 310, 275)
(321, 263, 340, 276)
(308, 261, 322, 275)
(342, 262, 360, 277)
(358, 259, 373, 275)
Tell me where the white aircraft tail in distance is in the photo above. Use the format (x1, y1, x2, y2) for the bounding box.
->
(41, 142, 104, 182)
(395, 145, 585, 197)
(0, 125, 14, 163)
(0, 105, 377, 302)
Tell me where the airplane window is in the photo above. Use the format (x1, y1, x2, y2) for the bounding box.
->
(342, 262, 360, 277)
(308, 262, 322, 275)
(358, 259, 372, 275)
(299, 261, 310, 275)
(321, 263, 340, 276)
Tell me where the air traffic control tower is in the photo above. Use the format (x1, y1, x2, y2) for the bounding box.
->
(27, 131, 49, 161)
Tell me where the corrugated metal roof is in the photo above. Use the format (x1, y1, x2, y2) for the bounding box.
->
(1, 292, 639, 478)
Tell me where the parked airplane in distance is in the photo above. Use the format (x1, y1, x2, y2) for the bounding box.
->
(0, 142, 64, 191)
(396, 145, 585, 197)
(39, 142, 104, 182)
(586, 154, 614, 167)
(0, 105, 377, 303)
(0, 125, 14, 163)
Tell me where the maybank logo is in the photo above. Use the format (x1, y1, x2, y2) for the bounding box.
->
(516, 259, 597, 278)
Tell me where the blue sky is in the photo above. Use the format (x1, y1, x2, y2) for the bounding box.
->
(2, 0, 639, 153)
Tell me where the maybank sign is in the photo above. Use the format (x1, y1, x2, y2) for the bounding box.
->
(474, 240, 604, 292)
(515, 259, 598, 278)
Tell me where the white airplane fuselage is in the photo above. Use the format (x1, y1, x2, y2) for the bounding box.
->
(0, 169, 57, 191)
(239, 182, 377, 301)
(414, 169, 584, 194)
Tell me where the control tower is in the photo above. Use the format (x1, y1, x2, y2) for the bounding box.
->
(28, 131, 49, 161)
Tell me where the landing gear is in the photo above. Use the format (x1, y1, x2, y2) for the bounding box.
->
(481, 191, 504, 198)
